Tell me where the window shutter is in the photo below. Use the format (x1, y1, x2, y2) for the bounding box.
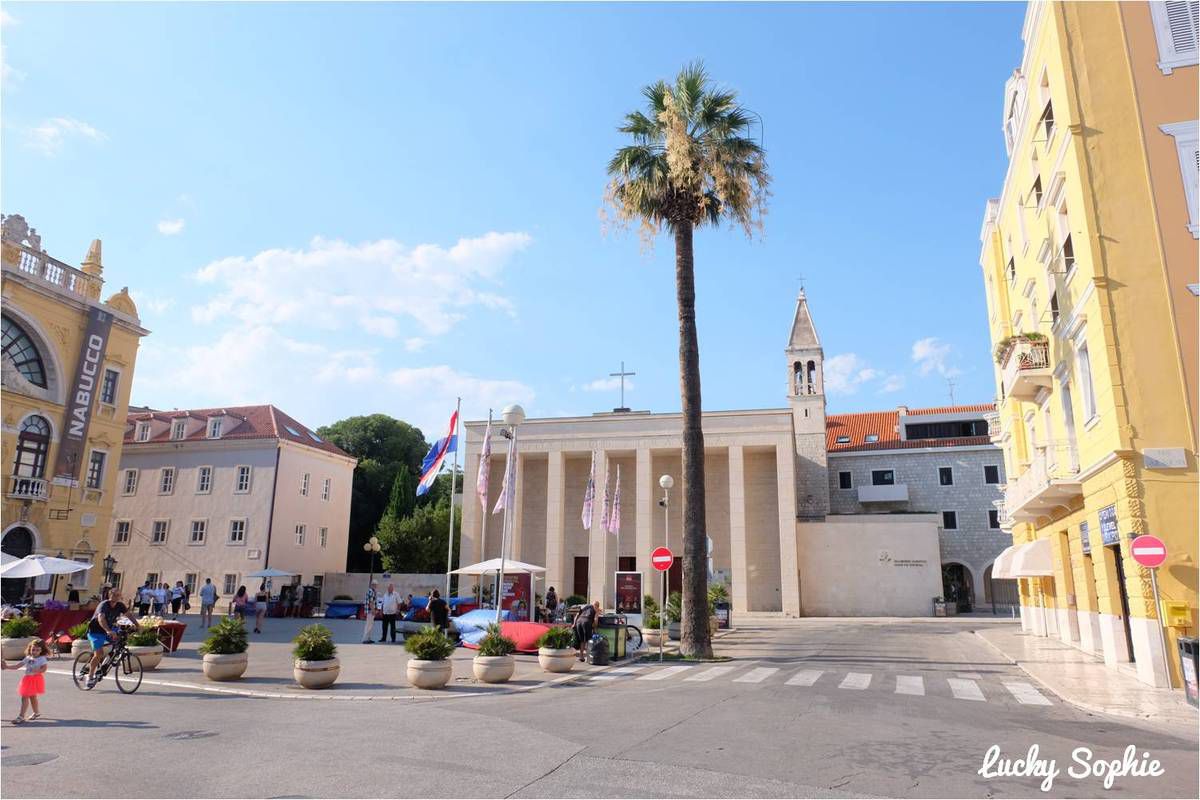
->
(1166, 1, 1199, 56)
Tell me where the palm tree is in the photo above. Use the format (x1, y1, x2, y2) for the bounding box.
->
(605, 62, 769, 657)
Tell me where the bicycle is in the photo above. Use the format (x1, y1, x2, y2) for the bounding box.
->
(72, 628, 143, 694)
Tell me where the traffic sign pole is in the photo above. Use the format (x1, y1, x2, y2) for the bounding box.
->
(1149, 567, 1171, 687)
(651, 545, 673, 663)
(1131, 535, 1171, 688)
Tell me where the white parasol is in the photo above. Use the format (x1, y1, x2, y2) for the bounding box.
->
(0, 554, 93, 578)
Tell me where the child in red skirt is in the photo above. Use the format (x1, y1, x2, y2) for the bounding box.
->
(3, 639, 49, 723)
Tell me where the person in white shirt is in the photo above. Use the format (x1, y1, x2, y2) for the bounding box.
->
(379, 583, 402, 644)
(198, 578, 218, 628)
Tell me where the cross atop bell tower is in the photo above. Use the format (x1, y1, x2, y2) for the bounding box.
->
(786, 289, 823, 399)
(786, 289, 829, 518)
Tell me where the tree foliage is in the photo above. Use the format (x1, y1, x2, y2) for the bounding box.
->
(377, 497, 461, 575)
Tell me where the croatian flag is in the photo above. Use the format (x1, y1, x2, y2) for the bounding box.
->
(609, 465, 621, 536)
(416, 410, 458, 496)
(476, 418, 492, 510)
(581, 450, 597, 530)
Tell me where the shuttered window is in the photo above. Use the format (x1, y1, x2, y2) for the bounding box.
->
(1150, 1, 1199, 73)
(1160, 121, 1199, 237)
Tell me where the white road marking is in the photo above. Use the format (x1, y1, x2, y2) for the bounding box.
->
(684, 666, 738, 682)
(948, 678, 986, 701)
(895, 675, 925, 696)
(839, 672, 871, 690)
(785, 669, 824, 687)
(1004, 681, 1052, 705)
(637, 665, 694, 681)
(732, 667, 778, 684)
(589, 666, 643, 681)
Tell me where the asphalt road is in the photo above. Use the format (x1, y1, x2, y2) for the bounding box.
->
(3, 618, 1196, 799)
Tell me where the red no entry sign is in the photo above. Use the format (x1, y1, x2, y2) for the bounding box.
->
(651, 546, 674, 572)
(1131, 535, 1167, 569)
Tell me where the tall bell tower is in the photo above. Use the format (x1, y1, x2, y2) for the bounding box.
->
(786, 290, 829, 518)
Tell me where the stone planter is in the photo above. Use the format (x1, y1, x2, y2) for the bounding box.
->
(538, 647, 576, 673)
(667, 621, 681, 641)
(473, 654, 515, 683)
(643, 629, 666, 648)
(202, 651, 248, 682)
(407, 658, 452, 689)
(128, 644, 164, 670)
(1, 637, 36, 661)
(71, 639, 92, 657)
(294, 657, 340, 689)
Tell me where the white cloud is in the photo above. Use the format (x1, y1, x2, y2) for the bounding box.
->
(24, 117, 107, 156)
(880, 374, 906, 393)
(582, 376, 634, 393)
(0, 10, 16, 25)
(824, 353, 880, 395)
(191, 231, 532, 338)
(129, 291, 174, 316)
(404, 337, 429, 353)
(911, 337, 962, 378)
(157, 218, 185, 236)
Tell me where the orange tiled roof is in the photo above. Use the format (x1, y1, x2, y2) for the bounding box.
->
(826, 403, 995, 453)
(124, 404, 351, 459)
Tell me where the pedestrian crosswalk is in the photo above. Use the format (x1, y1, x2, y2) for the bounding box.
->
(586, 662, 1054, 707)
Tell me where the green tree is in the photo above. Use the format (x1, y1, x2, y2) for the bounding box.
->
(317, 414, 428, 571)
(606, 62, 769, 658)
(384, 465, 417, 522)
(378, 501, 460, 576)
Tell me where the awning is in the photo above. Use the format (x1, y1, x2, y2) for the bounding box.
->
(1010, 539, 1055, 577)
(991, 545, 1022, 580)
(450, 558, 546, 575)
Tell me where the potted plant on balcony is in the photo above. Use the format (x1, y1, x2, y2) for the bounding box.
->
(199, 617, 249, 681)
(536, 626, 577, 673)
(472, 623, 516, 683)
(404, 626, 455, 689)
(69, 621, 92, 657)
(292, 624, 339, 689)
(994, 332, 1047, 365)
(1, 615, 40, 661)
(126, 619, 165, 670)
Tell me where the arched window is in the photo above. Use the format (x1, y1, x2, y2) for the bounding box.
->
(2, 315, 47, 388)
(792, 361, 804, 395)
(806, 360, 817, 394)
(13, 416, 50, 478)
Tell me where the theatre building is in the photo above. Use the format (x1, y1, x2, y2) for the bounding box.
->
(1, 214, 148, 602)
(460, 292, 1008, 617)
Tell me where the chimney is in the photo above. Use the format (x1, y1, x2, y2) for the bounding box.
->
(896, 405, 908, 417)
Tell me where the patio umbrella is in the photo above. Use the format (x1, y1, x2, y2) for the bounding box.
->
(245, 568, 297, 578)
(1, 551, 16, 566)
(0, 554, 93, 578)
(449, 558, 546, 575)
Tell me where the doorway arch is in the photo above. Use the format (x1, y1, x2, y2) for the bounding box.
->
(941, 562, 974, 613)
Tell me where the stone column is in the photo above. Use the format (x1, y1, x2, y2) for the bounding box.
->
(776, 440, 801, 617)
(588, 451, 609, 605)
(636, 448, 652, 581)
(728, 445, 749, 615)
(544, 450, 566, 597)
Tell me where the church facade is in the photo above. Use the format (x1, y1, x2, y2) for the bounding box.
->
(460, 293, 994, 617)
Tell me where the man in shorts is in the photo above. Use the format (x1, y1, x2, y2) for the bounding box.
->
(198, 578, 218, 628)
(85, 589, 134, 688)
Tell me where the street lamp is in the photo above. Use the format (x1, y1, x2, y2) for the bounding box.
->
(495, 403, 525, 624)
(363, 536, 381, 585)
(102, 554, 116, 586)
(657, 475, 673, 662)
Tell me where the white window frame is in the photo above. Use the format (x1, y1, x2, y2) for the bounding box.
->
(319, 527, 328, 548)
(228, 518, 247, 545)
(135, 421, 151, 442)
(184, 573, 198, 594)
(113, 519, 131, 545)
(196, 465, 213, 495)
(207, 417, 223, 439)
(988, 509, 1002, 530)
(937, 466, 954, 487)
(1149, 1, 1199, 74)
(189, 519, 208, 545)
(1074, 329, 1099, 425)
(122, 468, 138, 496)
(235, 465, 252, 494)
(100, 366, 120, 406)
(171, 419, 187, 440)
(322, 478, 331, 501)
(295, 524, 306, 546)
(837, 470, 853, 490)
(223, 574, 238, 595)
(301, 473, 310, 497)
(941, 510, 959, 530)
(85, 448, 107, 490)
(159, 467, 175, 495)
(870, 468, 897, 487)
(1160, 121, 1199, 237)
(983, 464, 1002, 485)
(151, 519, 170, 545)
(146, 572, 160, 588)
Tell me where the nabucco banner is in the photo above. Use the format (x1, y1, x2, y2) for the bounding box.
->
(53, 306, 114, 483)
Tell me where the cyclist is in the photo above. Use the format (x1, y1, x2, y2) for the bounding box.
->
(84, 588, 136, 688)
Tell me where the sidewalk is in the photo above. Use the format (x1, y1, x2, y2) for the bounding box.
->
(975, 625, 1198, 733)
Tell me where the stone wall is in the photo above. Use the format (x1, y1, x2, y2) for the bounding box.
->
(320, 572, 445, 603)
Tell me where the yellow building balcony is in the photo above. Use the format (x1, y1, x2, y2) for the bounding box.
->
(992, 497, 1013, 532)
(2, 238, 100, 302)
(1000, 337, 1052, 401)
(8, 476, 49, 502)
(1006, 442, 1082, 522)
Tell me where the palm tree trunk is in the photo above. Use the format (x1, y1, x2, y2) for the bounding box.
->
(673, 222, 712, 658)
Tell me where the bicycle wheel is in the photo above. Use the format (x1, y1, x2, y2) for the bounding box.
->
(626, 625, 643, 651)
(115, 653, 143, 694)
(72, 651, 97, 690)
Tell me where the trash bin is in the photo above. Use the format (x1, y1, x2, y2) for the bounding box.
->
(714, 601, 732, 629)
(587, 634, 610, 666)
(1178, 636, 1198, 708)
(596, 613, 627, 660)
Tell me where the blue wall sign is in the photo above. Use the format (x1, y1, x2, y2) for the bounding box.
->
(1099, 505, 1119, 546)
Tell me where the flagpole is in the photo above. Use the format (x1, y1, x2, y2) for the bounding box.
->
(444, 397, 461, 600)
(495, 426, 518, 626)
(478, 409, 492, 606)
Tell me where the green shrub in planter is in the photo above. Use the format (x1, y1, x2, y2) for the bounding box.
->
(665, 591, 682, 624)
(68, 621, 91, 640)
(476, 624, 516, 657)
(565, 594, 587, 606)
(199, 617, 249, 655)
(293, 624, 337, 661)
(127, 626, 162, 647)
(1, 616, 39, 639)
(536, 626, 576, 650)
(404, 626, 454, 661)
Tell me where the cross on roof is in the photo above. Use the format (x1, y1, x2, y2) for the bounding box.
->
(609, 361, 635, 411)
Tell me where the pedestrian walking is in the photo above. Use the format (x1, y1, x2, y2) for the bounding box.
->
(199, 578, 218, 628)
(170, 581, 185, 619)
(428, 589, 449, 632)
(379, 583, 401, 643)
(544, 587, 558, 621)
(156, 583, 170, 616)
(361, 581, 378, 643)
(254, 582, 269, 634)
(137, 581, 152, 616)
(2, 639, 49, 724)
(232, 586, 248, 620)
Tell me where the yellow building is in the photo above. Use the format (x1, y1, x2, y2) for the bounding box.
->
(1, 214, 148, 602)
(979, 2, 1198, 691)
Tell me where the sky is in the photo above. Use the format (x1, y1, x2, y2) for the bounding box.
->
(1, 1, 1026, 439)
